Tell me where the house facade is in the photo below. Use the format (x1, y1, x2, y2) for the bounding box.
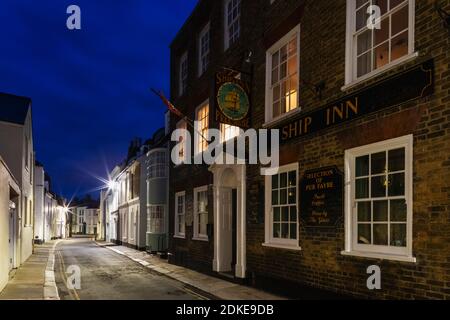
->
(168, 0, 450, 299)
(0, 92, 35, 267)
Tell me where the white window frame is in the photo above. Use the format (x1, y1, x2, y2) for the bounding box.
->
(224, 0, 241, 51)
(194, 100, 209, 155)
(263, 163, 301, 250)
(198, 23, 210, 76)
(264, 24, 301, 126)
(179, 51, 188, 96)
(174, 191, 186, 238)
(147, 205, 165, 234)
(193, 186, 209, 241)
(175, 119, 188, 164)
(344, 0, 416, 89)
(342, 135, 416, 263)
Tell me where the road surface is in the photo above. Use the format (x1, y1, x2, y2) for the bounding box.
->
(54, 238, 202, 300)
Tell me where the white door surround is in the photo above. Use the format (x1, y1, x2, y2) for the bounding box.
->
(209, 164, 246, 279)
(9, 202, 16, 271)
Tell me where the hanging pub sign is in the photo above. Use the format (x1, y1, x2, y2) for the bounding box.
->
(278, 59, 434, 143)
(215, 71, 251, 128)
(300, 166, 343, 228)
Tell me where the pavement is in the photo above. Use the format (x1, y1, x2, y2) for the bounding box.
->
(0, 240, 59, 300)
(96, 241, 285, 300)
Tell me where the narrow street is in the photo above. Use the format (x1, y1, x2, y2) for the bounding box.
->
(54, 238, 202, 300)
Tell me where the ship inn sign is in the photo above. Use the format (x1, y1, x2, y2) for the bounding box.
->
(215, 71, 251, 128)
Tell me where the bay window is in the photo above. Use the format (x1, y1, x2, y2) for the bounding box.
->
(147, 205, 165, 234)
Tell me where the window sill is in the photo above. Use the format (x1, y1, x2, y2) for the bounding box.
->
(342, 52, 419, 92)
(192, 236, 209, 242)
(263, 108, 302, 128)
(262, 242, 302, 251)
(341, 250, 417, 263)
(173, 235, 186, 239)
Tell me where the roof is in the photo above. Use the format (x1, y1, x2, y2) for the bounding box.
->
(0, 92, 31, 125)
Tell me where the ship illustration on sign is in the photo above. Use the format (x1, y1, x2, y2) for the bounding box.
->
(217, 82, 249, 121)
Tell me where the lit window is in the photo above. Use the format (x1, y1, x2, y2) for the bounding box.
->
(265, 164, 298, 247)
(344, 135, 414, 261)
(224, 0, 241, 50)
(174, 192, 186, 238)
(346, 0, 414, 83)
(265, 25, 299, 122)
(148, 150, 167, 179)
(195, 102, 209, 154)
(220, 123, 240, 142)
(179, 52, 188, 96)
(199, 23, 210, 76)
(147, 205, 165, 234)
(193, 186, 208, 240)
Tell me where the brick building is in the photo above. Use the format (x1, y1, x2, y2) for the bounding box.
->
(168, 0, 450, 299)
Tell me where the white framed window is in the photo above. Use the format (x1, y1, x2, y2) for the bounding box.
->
(345, 0, 415, 85)
(179, 52, 188, 96)
(148, 150, 167, 179)
(220, 123, 240, 143)
(198, 23, 210, 76)
(174, 192, 186, 238)
(195, 101, 209, 154)
(175, 119, 188, 163)
(342, 135, 415, 262)
(224, 0, 241, 50)
(265, 24, 300, 124)
(193, 186, 209, 241)
(147, 205, 165, 234)
(264, 163, 300, 250)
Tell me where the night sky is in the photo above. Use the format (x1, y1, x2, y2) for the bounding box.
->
(0, 0, 197, 199)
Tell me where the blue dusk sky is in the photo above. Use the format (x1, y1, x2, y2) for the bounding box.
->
(0, 0, 198, 199)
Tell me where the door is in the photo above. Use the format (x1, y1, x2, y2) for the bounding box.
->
(9, 205, 15, 271)
(219, 188, 233, 272)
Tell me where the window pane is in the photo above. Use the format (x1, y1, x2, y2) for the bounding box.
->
(388, 173, 405, 196)
(373, 41, 389, 69)
(356, 3, 370, 31)
(373, 224, 388, 245)
(374, 17, 389, 45)
(357, 29, 372, 55)
(272, 51, 279, 68)
(288, 188, 296, 204)
(371, 152, 386, 174)
(272, 175, 279, 189)
(390, 0, 407, 10)
(280, 173, 287, 188)
(273, 85, 280, 102)
(280, 62, 287, 79)
(391, 30, 408, 61)
(280, 45, 287, 62)
(392, 5, 409, 35)
(371, 175, 387, 197)
(357, 51, 372, 77)
(273, 207, 281, 222)
(290, 206, 297, 222)
(280, 189, 287, 205)
(357, 201, 371, 222)
(373, 0, 388, 15)
(356, 178, 369, 199)
(273, 223, 280, 238)
(391, 199, 407, 222)
(281, 223, 289, 239)
(356, 155, 369, 177)
(388, 148, 405, 172)
(271, 68, 279, 85)
(356, 0, 368, 9)
(288, 38, 297, 55)
(373, 200, 388, 222)
(358, 224, 371, 244)
(272, 190, 278, 205)
(391, 224, 407, 247)
(288, 171, 296, 187)
(288, 56, 297, 76)
(290, 223, 297, 239)
(282, 207, 289, 222)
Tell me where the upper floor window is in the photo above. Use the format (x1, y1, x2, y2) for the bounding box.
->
(148, 150, 167, 179)
(179, 52, 188, 96)
(24, 135, 29, 169)
(343, 135, 414, 262)
(224, 0, 241, 50)
(345, 0, 415, 84)
(198, 23, 210, 76)
(195, 102, 209, 154)
(175, 120, 188, 164)
(265, 24, 300, 123)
